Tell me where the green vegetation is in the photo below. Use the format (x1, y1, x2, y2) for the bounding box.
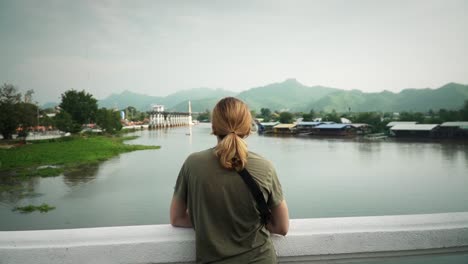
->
(13, 203, 56, 213)
(302, 109, 315, 121)
(58, 90, 98, 133)
(60, 90, 98, 125)
(196, 110, 211, 122)
(0, 135, 160, 173)
(123, 106, 147, 122)
(259, 108, 272, 121)
(0, 84, 38, 140)
(96, 108, 122, 133)
(279, 112, 294, 124)
(35, 167, 65, 177)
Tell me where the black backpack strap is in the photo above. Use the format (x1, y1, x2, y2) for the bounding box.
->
(237, 168, 272, 225)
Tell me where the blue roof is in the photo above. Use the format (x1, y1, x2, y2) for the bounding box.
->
(316, 124, 351, 129)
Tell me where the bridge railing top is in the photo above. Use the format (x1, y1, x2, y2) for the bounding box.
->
(1, 212, 468, 264)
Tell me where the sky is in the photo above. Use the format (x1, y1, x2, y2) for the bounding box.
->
(0, 0, 467, 104)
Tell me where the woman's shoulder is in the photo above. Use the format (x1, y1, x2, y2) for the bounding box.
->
(247, 151, 275, 170)
(185, 148, 216, 164)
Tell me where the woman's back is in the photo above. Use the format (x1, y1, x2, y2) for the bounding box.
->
(174, 148, 283, 263)
(170, 97, 288, 263)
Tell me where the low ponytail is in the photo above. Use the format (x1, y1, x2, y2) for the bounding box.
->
(212, 97, 252, 171)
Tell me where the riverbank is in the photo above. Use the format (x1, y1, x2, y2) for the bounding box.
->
(0, 135, 160, 179)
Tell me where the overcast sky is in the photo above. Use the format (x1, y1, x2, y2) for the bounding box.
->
(1, 0, 467, 104)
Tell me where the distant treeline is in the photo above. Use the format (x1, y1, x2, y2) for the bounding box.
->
(251, 100, 468, 133)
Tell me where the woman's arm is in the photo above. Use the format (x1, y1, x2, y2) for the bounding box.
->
(266, 200, 289, 236)
(170, 196, 193, 228)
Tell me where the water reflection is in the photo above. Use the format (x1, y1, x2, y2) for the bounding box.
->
(0, 177, 41, 205)
(62, 163, 100, 187)
(356, 141, 382, 153)
(0, 162, 102, 205)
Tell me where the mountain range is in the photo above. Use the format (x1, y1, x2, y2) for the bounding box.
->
(43, 79, 468, 113)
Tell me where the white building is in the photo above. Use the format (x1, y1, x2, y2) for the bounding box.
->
(152, 104, 164, 112)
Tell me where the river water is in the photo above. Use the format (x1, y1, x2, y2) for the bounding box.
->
(1, 123, 468, 230)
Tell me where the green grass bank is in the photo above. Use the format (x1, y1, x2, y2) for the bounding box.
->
(0, 135, 160, 177)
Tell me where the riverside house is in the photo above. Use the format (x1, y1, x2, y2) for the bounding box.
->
(310, 123, 356, 136)
(273, 123, 297, 134)
(350, 123, 372, 134)
(437, 122, 468, 138)
(386, 121, 418, 128)
(259, 122, 279, 134)
(295, 121, 323, 134)
(390, 124, 439, 138)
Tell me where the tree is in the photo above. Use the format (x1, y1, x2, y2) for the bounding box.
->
(55, 111, 77, 133)
(197, 110, 211, 122)
(0, 83, 22, 139)
(460, 100, 468, 121)
(324, 110, 340, 123)
(279, 111, 294, 124)
(137, 112, 147, 121)
(260, 108, 272, 122)
(96, 108, 122, 134)
(125, 106, 137, 121)
(302, 109, 315, 121)
(399, 111, 425, 123)
(39, 113, 55, 129)
(59, 90, 98, 125)
(17, 102, 38, 139)
(24, 89, 34, 103)
(353, 112, 383, 132)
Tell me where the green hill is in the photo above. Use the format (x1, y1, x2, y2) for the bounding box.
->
(312, 82, 468, 112)
(164, 87, 235, 109)
(62, 80, 468, 113)
(237, 78, 339, 111)
(98, 88, 235, 111)
(171, 98, 223, 113)
(98, 90, 164, 111)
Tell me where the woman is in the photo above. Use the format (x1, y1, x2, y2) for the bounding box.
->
(170, 97, 289, 263)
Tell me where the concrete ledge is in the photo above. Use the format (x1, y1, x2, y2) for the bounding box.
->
(1, 212, 468, 264)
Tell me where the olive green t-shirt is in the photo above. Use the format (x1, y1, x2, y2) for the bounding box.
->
(174, 148, 284, 264)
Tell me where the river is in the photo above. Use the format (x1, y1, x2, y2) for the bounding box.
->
(1, 123, 468, 230)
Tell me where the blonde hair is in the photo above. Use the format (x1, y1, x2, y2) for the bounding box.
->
(212, 97, 252, 171)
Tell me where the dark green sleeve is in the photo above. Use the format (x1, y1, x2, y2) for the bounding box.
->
(173, 160, 188, 202)
(267, 165, 284, 208)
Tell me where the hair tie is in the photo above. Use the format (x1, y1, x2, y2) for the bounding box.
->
(230, 131, 236, 134)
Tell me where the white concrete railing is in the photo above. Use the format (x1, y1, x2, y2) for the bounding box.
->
(1, 212, 468, 264)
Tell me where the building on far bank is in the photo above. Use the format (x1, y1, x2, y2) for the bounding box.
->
(386, 121, 418, 128)
(295, 121, 323, 134)
(310, 124, 356, 136)
(273, 123, 297, 134)
(152, 104, 165, 112)
(350, 123, 372, 135)
(390, 124, 439, 138)
(259, 122, 279, 134)
(437, 122, 468, 138)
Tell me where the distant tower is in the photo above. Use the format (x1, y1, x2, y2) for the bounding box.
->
(188, 100, 192, 125)
(187, 100, 193, 136)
